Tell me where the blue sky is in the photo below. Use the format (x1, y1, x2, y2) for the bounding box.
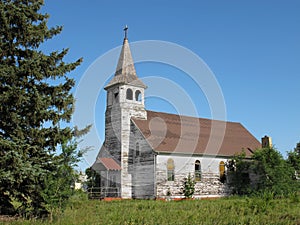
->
(42, 0, 300, 170)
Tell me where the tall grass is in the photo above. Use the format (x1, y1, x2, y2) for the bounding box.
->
(3, 193, 300, 225)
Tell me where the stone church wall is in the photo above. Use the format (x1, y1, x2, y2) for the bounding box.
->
(156, 154, 230, 198)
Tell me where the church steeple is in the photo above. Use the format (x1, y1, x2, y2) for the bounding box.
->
(95, 28, 147, 199)
(105, 26, 146, 90)
(115, 28, 136, 77)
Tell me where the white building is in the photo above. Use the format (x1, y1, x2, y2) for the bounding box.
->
(92, 30, 261, 199)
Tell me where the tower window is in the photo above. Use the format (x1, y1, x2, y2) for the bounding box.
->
(126, 88, 133, 100)
(135, 90, 142, 101)
(167, 158, 175, 181)
(195, 160, 201, 182)
(114, 92, 119, 103)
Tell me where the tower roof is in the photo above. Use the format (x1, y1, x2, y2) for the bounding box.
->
(105, 27, 146, 89)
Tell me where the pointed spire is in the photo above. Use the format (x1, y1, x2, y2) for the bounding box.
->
(105, 26, 146, 90)
(115, 29, 136, 76)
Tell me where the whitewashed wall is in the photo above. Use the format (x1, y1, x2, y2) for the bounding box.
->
(156, 154, 231, 198)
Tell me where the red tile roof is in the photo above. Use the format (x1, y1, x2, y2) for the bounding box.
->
(132, 110, 261, 157)
(97, 158, 121, 170)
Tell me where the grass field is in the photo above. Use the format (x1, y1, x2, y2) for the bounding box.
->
(2, 193, 300, 225)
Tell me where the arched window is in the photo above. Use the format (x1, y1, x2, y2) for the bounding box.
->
(114, 92, 119, 103)
(167, 158, 175, 181)
(126, 88, 133, 100)
(195, 160, 201, 182)
(135, 90, 142, 101)
(219, 161, 226, 183)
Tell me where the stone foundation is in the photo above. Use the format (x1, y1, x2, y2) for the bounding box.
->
(156, 172, 230, 199)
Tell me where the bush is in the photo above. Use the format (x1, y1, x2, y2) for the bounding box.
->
(180, 173, 195, 199)
(227, 147, 300, 197)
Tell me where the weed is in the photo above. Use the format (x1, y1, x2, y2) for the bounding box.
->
(4, 193, 300, 225)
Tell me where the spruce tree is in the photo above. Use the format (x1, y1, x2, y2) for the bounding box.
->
(0, 0, 82, 216)
(181, 173, 195, 199)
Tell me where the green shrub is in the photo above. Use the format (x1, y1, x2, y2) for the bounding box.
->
(180, 173, 195, 199)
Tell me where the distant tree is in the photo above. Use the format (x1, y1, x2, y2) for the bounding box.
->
(181, 173, 195, 199)
(0, 0, 82, 217)
(85, 167, 101, 190)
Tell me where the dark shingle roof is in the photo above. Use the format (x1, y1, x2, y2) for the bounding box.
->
(132, 110, 261, 157)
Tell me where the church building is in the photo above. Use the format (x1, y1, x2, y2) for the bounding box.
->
(92, 29, 261, 199)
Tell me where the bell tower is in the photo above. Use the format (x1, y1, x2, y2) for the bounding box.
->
(103, 26, 147, 198)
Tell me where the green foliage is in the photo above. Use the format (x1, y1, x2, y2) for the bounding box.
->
(85, 167, 101, 189)
(180, 173, 195, 199)
(227, 147, 300, 197)
(42, 139, 79, 216)
(0, 0, 83, 217)
(251, 147, 297, 196)
(226, 151, 253, 195)
(287, 142, 300, 176)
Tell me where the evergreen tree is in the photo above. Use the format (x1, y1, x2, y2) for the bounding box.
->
(0, 0, 82, 217)
(180, 173, 195, 199)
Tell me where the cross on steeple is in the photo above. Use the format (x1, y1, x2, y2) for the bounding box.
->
(124, 25, 128, 39)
